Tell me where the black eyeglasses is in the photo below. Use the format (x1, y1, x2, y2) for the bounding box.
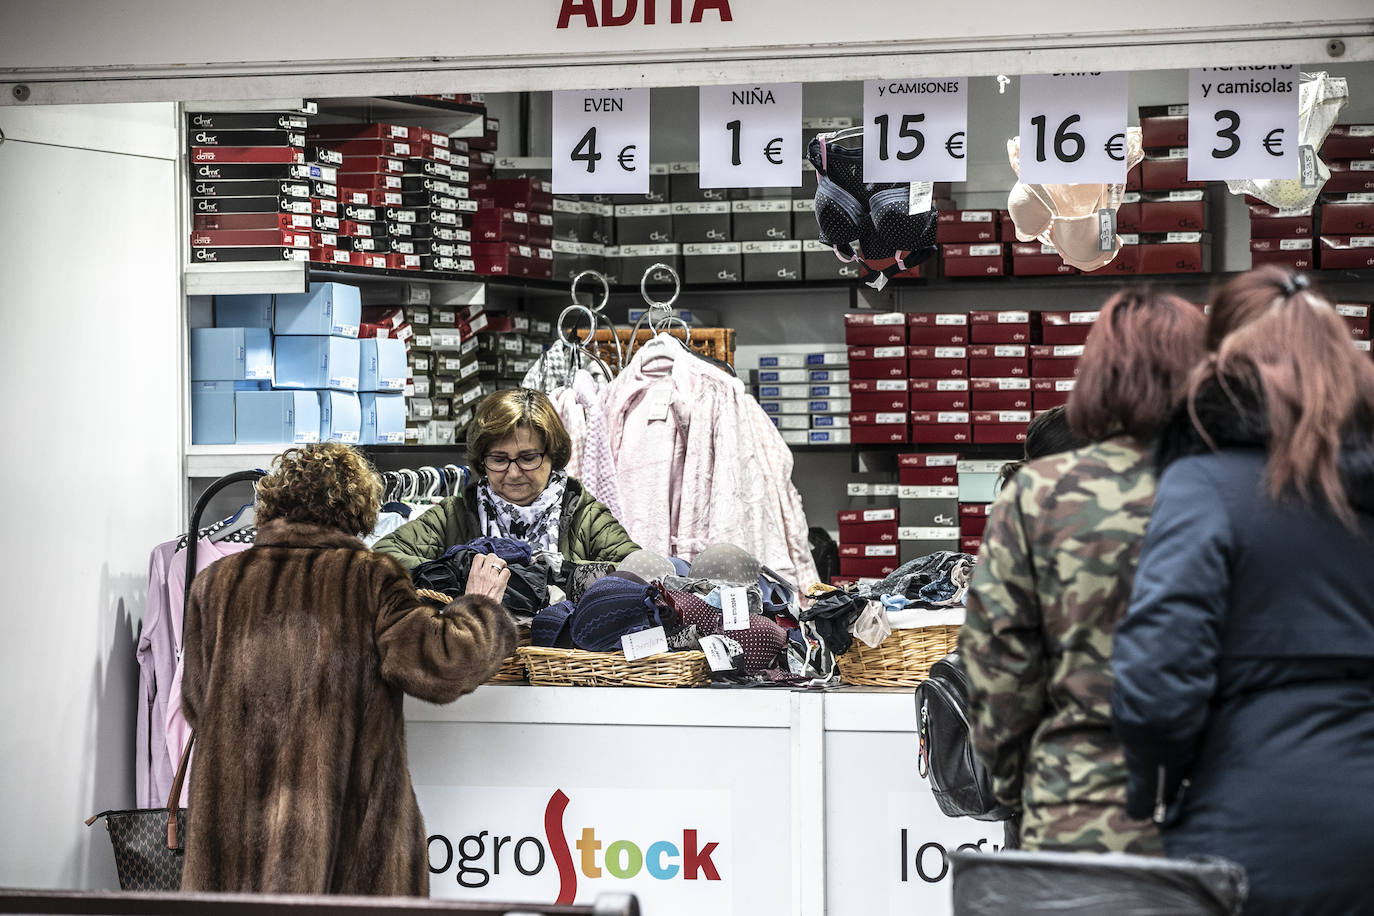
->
(483, 451, 546, 472)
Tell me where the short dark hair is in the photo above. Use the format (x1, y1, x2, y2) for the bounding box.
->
(467, 388, 573, 470)
(998, 405, 1087, 486)
(1067, 289, 1206, 443)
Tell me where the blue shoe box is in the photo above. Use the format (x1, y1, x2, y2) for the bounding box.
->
(359, 338, 409, 393)
(273, 282, 361, 338)
(190, 328, 273, 382)
(190, 380, 269, 444)
(235, 390, 321, 444)
(319, 391, 362, 444)
(360, 393, 406, 444)
(273, 336, 361, 391)
(213, 294, 274, 329)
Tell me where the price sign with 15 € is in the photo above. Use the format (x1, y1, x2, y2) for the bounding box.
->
(699, 83, 802, 188)
(1018, 72, 1129, 184)
(1187, 66, 1299, 181)
(862, 78, 968, 182)
(551, 88, 650, 194)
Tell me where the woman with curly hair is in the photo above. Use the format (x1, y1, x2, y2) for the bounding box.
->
(179, 442, 516, 895)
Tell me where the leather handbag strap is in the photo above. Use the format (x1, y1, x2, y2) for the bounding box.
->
(165, 732, 194, 849)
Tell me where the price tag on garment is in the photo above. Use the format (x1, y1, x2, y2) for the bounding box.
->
(1186, 66, 1299, 181)
(646, 382, 673, 421)
(721, 586, 750, 631)
(552, 88, 651, 194)
(699, 635, 740, 672)
(1018, 72, 1129, 184)
(699, 83, 802, 188)
(863, 77, 968, 182)
(621, 626, 669, 661)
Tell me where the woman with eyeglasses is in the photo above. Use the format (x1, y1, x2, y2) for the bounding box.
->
(373, 388, 639, 572)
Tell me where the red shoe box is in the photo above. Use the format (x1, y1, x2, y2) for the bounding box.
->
(1251, 237, 1314, 270)
(1102, 239, 1141, 275)
(1322, 125, 1374, 159)
(850, 411, 909, 427)
(1041, 310, 1098, 345)
(838, 509, 899, 544)
(936, 210, 1001, 243)
(387, 253, 422, 271)
(338, 156, 406, 175)
(338, 171, 405, 191)
(472, 208, 533, 244)
(972, 411, 1031, 444)
(1324, 161, 1374, 194)
(472, 241, 538, 276)
(942, 243, 1006, 277)
(472, 178, 553, 213)
(1320, 199, 1374, 235)
(960, 502, 992, 537)
(845, 312, 908, 346)
(851, 424, 911, 444)
(1011, 243, 1078, 276)
(311, 246, 350, 265)
(898, 452, 959, 487)
(911, 411, 972, 445)
(971, 310, 1032, 344)
(908, 312, 969, 346)
(1032, 378, 1076, 410)
(1140, 114, 1189, 149)
(348, 251, 390, 270)
(908, 346, 968, 378)
(960, 536, 983, 555)
(968, 344, 1028, 378)
(1137, 233, 1210, 273)
(1140, 151, 1205, 191)
(909, 378, 970, 411)
(848, 346, 909, 379)
(189, 227, 311, 248)
(1139, 191, 1206, 232)
(1249, 215, 1314, 238)
(1031, 345, 1083, 378)
(1319, 236, 1374, 270)
(193, 211, 314, 232)
(310, 123, 412, 142)
(850, 389, 910, 412)
(1000, 212, 1018, 241)
(1117, 194, 1142, 232)
(314, 138, 415, 159)
(838, 551, 900, 579)
(191, 146, 303, 165)
(971, 377, 1032, 410)
(1338, 304, 1370, 339)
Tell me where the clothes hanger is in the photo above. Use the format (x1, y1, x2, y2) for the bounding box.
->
(555, 301, 616, 385)
(570, 270, 624, 373)
(627, 263, 738, 378)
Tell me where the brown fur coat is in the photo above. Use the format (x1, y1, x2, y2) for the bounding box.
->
(179, 518, 516, 894)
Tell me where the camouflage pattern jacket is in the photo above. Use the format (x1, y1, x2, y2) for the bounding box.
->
(960, 437, 1160, 852)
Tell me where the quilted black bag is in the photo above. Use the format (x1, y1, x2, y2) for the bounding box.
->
(85, 734, 193, 890)
(914, 652, 1017, 822)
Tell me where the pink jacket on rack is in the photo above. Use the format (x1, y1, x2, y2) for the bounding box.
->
(551, 368, 623, 520)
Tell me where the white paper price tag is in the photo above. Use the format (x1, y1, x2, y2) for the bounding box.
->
(1186, 66, 1299, 181)
(621, 626, 669, 661)
(721, 586, 750, 631)
(863, 77, 968, 182)
(699, 635, 738, 672)
(1018, 72, 1129, 184)
(552, 88, 650, 194)
(647, 382, 672, 421)
(699, 83, 802, 188)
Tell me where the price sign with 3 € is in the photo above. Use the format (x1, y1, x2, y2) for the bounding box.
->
(552, 88, 650, 194)
(862, 78, 968, 182)
(699, 83, 802, 188)
(1018, 72, 1129, 184)
(1187, 66, 1299, 181)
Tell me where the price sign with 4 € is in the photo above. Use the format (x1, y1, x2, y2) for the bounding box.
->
(862, 78, 968, 182)
(699, 83, 802, 188)
(552, 88, 650, 194)
(1018, 72, 1129, 184)
(1187, 66, 1299, 181)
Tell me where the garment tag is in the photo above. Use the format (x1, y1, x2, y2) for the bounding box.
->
(908, 182, 933, 215)
(1098, 208, 1116, 251)
(622, 626, 669, 660)
(699, 635, 738, 672)
(865, 272, 890, 291)
(1299, 145, 1318, 188)
(721, 586, 750, 631)
(646, 383, 672, 422)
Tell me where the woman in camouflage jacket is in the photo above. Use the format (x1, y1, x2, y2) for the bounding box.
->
(960, 290, 1205, 853)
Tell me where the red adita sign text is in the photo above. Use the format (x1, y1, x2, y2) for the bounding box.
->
(556, 0, 733, 27)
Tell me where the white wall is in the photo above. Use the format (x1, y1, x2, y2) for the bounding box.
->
(0, 102, 182, 888)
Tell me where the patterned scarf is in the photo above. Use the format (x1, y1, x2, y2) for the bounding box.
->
(477, 471, 567, 554)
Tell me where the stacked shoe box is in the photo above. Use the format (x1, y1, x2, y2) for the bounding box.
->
(897, 453, 961, 562)
(1317, 124, 1374, 270)
(845, 312, 911, 444)
(474, 312, 541, 399)
(1033, 310, 1094, 410)
(417, 303, 484, 444)
(1248, 196, 1316, 271)
(1337, 303, 1372, 361)
(757, 348, 850, 444)
(837, 505, 900, 580)
(939, 209, 1008, 278)
(734, 195, 800, 283)
(400, 127, 470, 273)
(188, 110, 313, 264)
(472, 177, 555, 279)
(967, 310, 1032, 444)
(308, 123, 409, 269)
(303, 145, 344, 266)
(468, 114, 500, 183)
(838, 473, 900, 584)
(1136, 103, 1210, 274)
(957, 457, 1005, 555)
(908, 312, 972, 446)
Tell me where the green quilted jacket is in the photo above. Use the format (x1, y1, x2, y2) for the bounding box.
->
(371, 477, 639, 570)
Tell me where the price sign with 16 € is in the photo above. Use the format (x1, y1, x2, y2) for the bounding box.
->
(1187, 66, 1299, 181)
(1018, 72, 1129, 185)
(551, 88, 650, 194)
(699, 83, 802, 188)
(862, 78, 968, 182)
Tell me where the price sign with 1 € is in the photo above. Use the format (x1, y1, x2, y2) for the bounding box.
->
(862, 78, 968, 182)
(1187, 66, 1299, 181)
(699, 83, 802, 188)
(551, 88, 650, 194)
(1018, 72, 1129, 185)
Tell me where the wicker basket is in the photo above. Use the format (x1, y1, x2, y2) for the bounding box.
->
(577, 327, 736, 370)
(416, 589, 528, 683)
(518, 646, 709, 688)
(835, 625, 961, 687)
